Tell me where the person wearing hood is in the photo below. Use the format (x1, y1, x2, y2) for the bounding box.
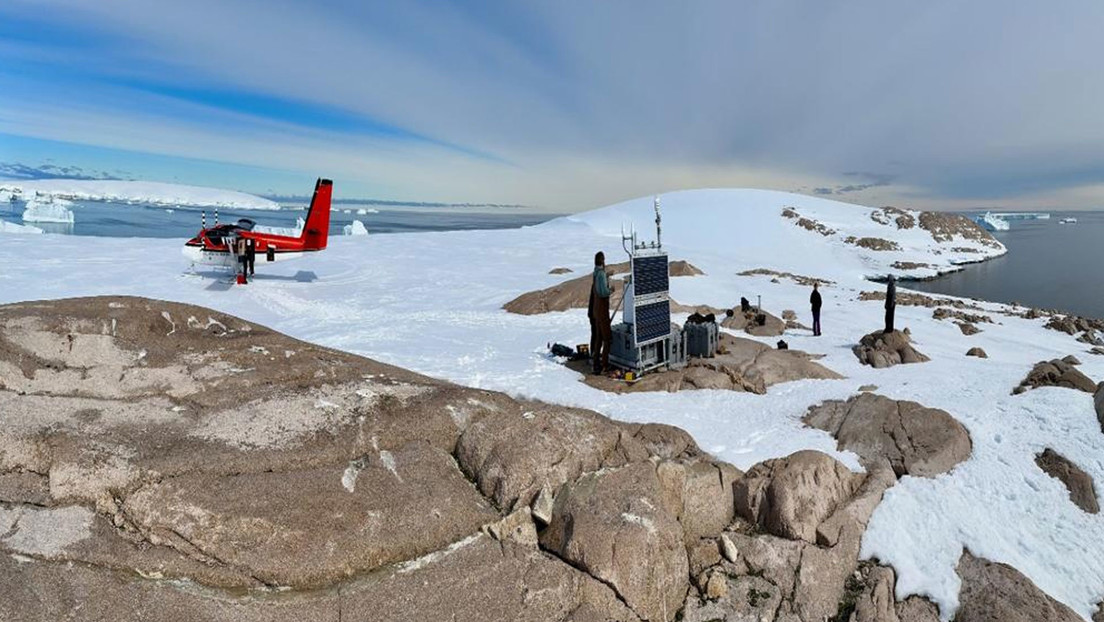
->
(884, 275, 897, 333)
(810, 281, 822, 336)
(588, 251, 614, 374)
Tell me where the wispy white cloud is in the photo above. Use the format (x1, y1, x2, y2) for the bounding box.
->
(2, 0, 1104, 209)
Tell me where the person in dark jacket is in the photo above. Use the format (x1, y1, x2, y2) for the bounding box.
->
(588, 251, 613, 374)
(884, 275, 896, 333)
(810, 282, 822, 336)
(245, 237, 256, 276)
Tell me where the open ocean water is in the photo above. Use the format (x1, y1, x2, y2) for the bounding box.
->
(910, 211, 1104, 320)
(0, 199, 560, 238)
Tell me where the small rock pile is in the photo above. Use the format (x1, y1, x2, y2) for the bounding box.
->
(853, 329, 930, 368)
(1013, 356, 1097, 394)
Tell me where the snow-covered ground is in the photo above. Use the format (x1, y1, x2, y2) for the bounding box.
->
(21, 197, 75, 224)
(0, 188, 1101, 619)
(0, 180, 278, 210)
(0, 220, 42, 234)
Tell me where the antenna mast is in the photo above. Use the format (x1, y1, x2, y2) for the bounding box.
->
(654, 195, 662, 249)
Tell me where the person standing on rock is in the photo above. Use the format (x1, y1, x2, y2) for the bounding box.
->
(810, 282, 822, 336)
(884, 275, 896, 333)
(588, 251, 613, 375)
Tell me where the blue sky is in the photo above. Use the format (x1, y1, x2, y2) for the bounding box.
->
(2, 1, 1104, 210)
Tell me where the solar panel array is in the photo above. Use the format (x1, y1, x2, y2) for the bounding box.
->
(632, 255, 669, 296)
(635, 299, 671, 344)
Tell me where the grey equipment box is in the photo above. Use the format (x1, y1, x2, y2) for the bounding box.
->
(667, 324, 688, 369)
(684, 321, 719, 358)
(611, 322, 687, 373)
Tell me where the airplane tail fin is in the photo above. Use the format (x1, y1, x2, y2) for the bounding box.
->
(300, 178, 332, 250)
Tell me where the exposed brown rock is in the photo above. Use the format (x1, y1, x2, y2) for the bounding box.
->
(853, 330, 930, 368)
(844, 236, 902, 251)
(871, 207, 917, 230)
(917, 211, 1002, 248)
(966, 347, 988, 358)
(548, 267, 573, 275)
(858, 290, 983, 311)
(0, 296, 711, 622)
(803, 393, 971, 478)
(737, 268, 835, 288)
(734, 450, 862, 543)
(892, 261, 932, 271)
(1035, 448, 1099, 513)
(933, 307, 993, 324)
(456, 404, 638, 510)
(540, 461, 689, 622)
(1014, 358, 1097, 394)
(955, 551, 1081, 622)
(782, 207, 838, 237)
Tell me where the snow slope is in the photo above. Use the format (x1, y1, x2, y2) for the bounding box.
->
(0, 189, 1099, 619)
(0, 180, 279, 210)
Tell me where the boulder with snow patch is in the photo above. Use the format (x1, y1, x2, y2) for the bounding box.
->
(954, 551, 1082, 622)
(803, 393, 972, 478)
(540, 461, 689, 622)
(1035, 448, 1099, 514)
(733, 450, 862, 543)
(1014, 357, 1097, 394)
(853, 330, 930, 369)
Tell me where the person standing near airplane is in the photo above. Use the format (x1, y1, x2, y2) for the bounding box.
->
(245, 237, 256, 276)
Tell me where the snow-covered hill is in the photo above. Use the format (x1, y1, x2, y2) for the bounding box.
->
(0, 179, 279, 210)
(0, 188, 1100, 619)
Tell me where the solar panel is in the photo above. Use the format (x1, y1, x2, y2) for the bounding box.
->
(635, 300, 671, 344)
(632, 255, 669, 296)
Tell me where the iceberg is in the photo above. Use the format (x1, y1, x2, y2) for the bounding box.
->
(343, 220, 368, 236)
(22, 197, 75, 224)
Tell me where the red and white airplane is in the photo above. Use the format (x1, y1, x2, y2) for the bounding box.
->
(183, 178, 332, 267)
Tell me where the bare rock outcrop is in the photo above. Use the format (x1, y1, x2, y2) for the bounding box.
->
(734, 450, 862, 543)
(1014, 357, 1097, 394)
(966, 347, 988, 358)
(683, 452, 898, 622)
(955, 551, 1081, 622)
(5, 296, 780, 622)
(1035, 448, 1099, 514)
(853, 330, 930, 368)
(540, 461, 690, 622)
(803, 393, 972, 478)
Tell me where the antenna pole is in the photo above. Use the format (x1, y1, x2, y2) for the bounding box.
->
(654, 195, 662, 249)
